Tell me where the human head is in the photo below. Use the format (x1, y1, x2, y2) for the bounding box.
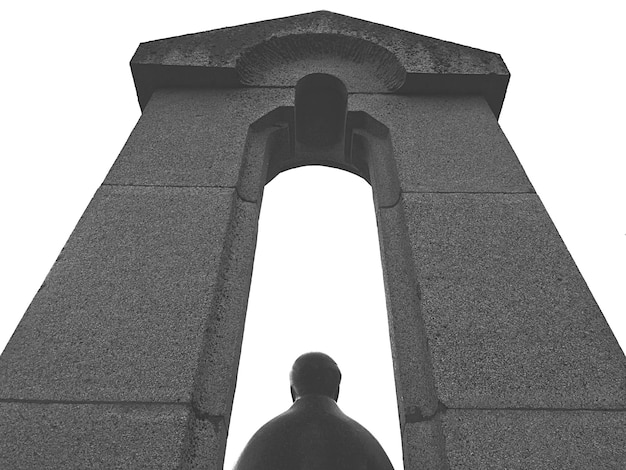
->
(290, 352, 341, 402)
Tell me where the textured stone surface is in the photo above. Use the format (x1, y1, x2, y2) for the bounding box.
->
(192, 198, 260, 419)
(105, 88, 292, 187)
(375, 203, 438, 420)
(403, 193, 626, 408)
(0, 185, 236, 403)
(0, 402, 190, 469)
(3, 11, 624, 470)
(402, 418, 448, 469)
(179, 413, 228, 470)
(237, 33, 406, 91)
(440, 409, 626, 469)
(351, 94, 533, 193)
(132, 11, 507, 76)
(130, 12, 509, 115)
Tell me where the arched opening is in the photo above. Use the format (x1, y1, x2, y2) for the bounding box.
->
(224, 166, 403, 469)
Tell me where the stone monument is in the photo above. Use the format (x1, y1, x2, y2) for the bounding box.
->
(1, 11, 624, 469)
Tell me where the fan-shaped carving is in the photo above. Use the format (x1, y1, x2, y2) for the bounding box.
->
(236, 33, 406, 92)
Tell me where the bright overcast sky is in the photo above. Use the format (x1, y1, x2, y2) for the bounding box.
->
(1, 2, 624, 469)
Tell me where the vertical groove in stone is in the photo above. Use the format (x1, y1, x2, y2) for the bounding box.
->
(180, 108, 281, 467)
(404, 417, 451, 470)
(375, 201, 448, 468)
(180, 412, 228, 470)
(354, 122, 448, 468)
(180, 193, 261, 468)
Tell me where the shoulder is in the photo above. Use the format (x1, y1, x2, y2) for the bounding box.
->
(233, 401, 395, 470)
(335, 413, 396, 470)
(232, 409, 302, 470)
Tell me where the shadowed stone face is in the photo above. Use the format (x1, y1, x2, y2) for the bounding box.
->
(233, 353, 395, 470)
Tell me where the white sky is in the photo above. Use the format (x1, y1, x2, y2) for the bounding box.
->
(1, 2, 624, 469)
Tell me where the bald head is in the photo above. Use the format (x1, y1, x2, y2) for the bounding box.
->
(290, 352, 341, 402)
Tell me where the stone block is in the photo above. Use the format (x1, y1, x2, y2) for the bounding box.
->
(375, 203, 439, 419)
(402, 418, 448, 469)
(192, 198, 261, 419)
(0, 402, 190, 469)
(440, 409, 626, 469)
(351, 94, 533, 193)
(0, 186, 236, 405)
(180, 414, 228, 470)
(402, 193, 626, 408)
(105, 88, 292, 187)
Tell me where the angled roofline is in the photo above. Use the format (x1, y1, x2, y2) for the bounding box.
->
(130, 11, 510, 117)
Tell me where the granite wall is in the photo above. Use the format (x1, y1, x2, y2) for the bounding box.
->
(1, 11, 624, 469)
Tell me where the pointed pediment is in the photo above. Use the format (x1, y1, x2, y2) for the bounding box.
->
(131, 11, 509, 116)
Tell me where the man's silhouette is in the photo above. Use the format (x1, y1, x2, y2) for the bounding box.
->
(233, 352, 395, 470)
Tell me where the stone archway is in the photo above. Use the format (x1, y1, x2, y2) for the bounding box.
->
(2, 11, 624, 470)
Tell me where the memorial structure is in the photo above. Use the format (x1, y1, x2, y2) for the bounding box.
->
(1, 11, 625, 469)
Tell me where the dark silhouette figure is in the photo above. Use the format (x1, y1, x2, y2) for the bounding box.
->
(233, 352, 395, 470)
